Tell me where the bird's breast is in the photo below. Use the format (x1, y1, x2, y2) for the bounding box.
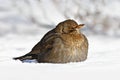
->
(60, 33, 83, 47)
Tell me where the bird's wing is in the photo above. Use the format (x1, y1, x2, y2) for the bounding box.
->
(29, 29, 59, 54)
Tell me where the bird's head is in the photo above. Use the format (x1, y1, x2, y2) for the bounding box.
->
(55, 19, 84, 34)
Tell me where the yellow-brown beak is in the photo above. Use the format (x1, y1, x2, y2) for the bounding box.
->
(75, 24, 85, 29)
(79, 24, 85, 26)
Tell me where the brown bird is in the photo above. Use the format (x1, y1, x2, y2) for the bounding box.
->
(13, 19, 88, 63)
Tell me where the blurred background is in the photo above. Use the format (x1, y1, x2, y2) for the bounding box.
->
(0, 0, 120, 58)
(0, 0, 120, 37)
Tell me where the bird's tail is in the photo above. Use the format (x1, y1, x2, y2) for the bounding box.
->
(13, 53, 38, 61)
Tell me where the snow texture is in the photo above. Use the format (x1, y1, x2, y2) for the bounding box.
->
(0, 33, 120, 80)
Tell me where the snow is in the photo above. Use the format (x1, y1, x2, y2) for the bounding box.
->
(0, 31, 120, 80)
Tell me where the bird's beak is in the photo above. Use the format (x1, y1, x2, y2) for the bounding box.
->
(75, 24, 85, 29)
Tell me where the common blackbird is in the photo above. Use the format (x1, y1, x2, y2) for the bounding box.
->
(14, 19, 88, 63)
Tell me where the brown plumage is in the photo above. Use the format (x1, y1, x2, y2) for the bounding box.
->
(13, 19, 88, 63)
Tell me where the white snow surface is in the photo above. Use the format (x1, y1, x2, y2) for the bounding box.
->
(0, 28, 120, 80)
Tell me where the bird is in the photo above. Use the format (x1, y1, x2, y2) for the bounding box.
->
(13, 19, 88, 63)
